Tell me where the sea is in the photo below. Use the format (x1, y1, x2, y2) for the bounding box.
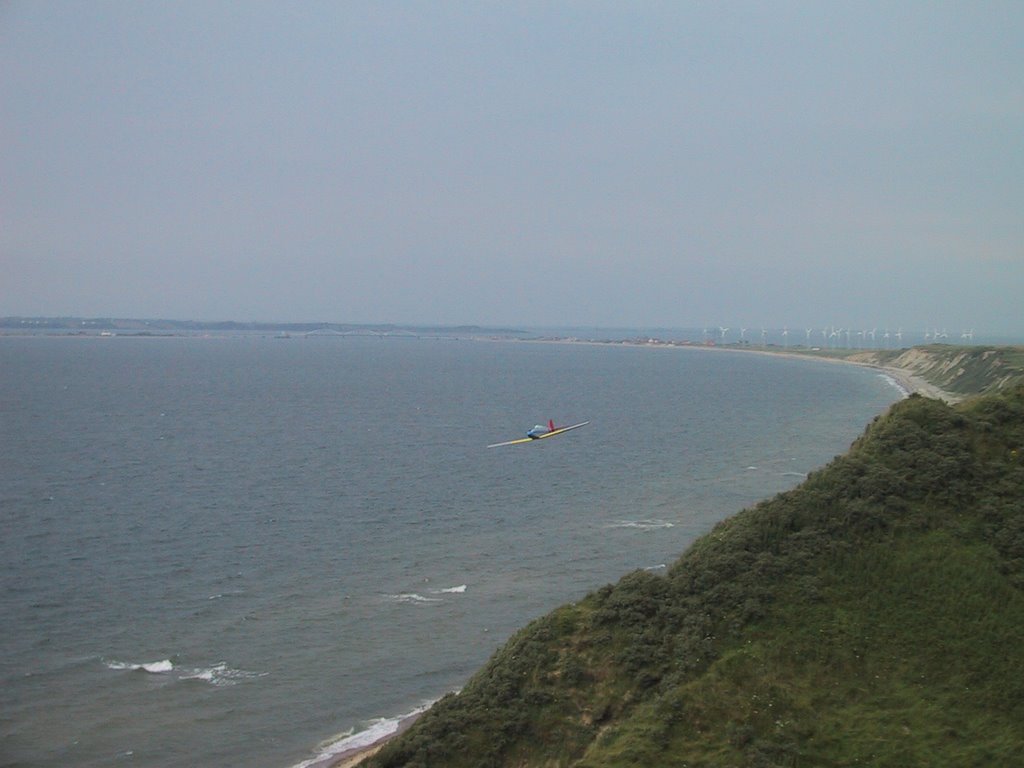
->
(0, 333, 905, 768)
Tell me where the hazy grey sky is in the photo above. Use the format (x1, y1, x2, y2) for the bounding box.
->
(2, 1, 1022, 331)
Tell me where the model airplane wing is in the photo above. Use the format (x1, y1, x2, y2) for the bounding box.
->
(486, 436, 536, 448)
(487, 421, 589, 448)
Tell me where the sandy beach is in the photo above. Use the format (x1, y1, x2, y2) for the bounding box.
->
(324, 743, 385, 768)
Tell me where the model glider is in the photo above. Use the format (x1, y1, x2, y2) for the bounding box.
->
(487, 419, 590, 448)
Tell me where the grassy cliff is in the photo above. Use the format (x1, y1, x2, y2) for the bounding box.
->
(367, 384, 1024, 768)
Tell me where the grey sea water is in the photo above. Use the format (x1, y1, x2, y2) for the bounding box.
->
(0, 335, 902, 768)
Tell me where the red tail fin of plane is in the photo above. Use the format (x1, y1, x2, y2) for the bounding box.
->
(549, 419, 555, 432)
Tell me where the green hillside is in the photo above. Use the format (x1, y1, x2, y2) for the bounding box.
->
(367, 384, 1024, 767)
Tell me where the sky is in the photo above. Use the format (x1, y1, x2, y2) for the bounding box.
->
(2, 1, 1022, 333)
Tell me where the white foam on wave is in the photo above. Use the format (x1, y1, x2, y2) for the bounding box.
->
(604, 519, 675, 531)
(289, 702, 434, 768)
(105, 659, 174, 674)
(435, 584, 467, 594)
(387, 593, 443, 604)
(878, 372, 910, 398)
(181, 662, 267, 687)
(105, 658, 264, 686)
(207, 589, 245, 600)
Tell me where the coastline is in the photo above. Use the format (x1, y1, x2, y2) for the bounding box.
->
(701, 345, 961, 403)
(496, 336, 962, 404)
(741, 350, 961, 404)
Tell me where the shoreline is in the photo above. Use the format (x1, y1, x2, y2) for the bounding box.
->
(493, 336, 963, 404)
(299, 709, 425, 768)
(703, 345, 961, 403)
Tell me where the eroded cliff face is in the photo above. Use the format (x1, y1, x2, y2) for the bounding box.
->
(850, 345, 1024, 397)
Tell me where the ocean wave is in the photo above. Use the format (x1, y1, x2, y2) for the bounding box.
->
(105, 658, 264, 686)
(604, 519, 675, 531)
(387, 593, 443, 604)
(105, 659, 174, 674)
(207, 589, 245, 600)
(434, 584, 467, 594)
(289, 702, 434, 768)
(181, 662, 267, 687)
(878, 372, 911, 398)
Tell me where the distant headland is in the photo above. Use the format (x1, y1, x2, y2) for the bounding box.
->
(0, 316, 530, 338)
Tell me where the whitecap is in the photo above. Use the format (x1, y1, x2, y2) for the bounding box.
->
(182, 667, 216, 683)
(604, 519, 675, 531)
(207, 589, 243, 600)
(435, 585, 467, 594)
(387, 593, 443, 604)
(106, 657, 263, 686)
(181, 662, 266, 687)
(106, 659, 174, 674)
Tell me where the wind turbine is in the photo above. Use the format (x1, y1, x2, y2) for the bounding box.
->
(782, 327, 789, 348)
(719, 326, 729, 344)
(805, 328, 813, 345)
(762, 327, 768, 347)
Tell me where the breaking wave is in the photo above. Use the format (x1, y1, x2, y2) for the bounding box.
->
(290, 702, 434, 768)
(105, 659, 174, 674)
(604, 519, 675, 531)
(181, 662, 267, 687)
(434, 584, 467, 594)
(387, 593, 443, 605)
(388, 584, 468, 604)
(878, 372, 911, 398)
(104, 658, 264, 686)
